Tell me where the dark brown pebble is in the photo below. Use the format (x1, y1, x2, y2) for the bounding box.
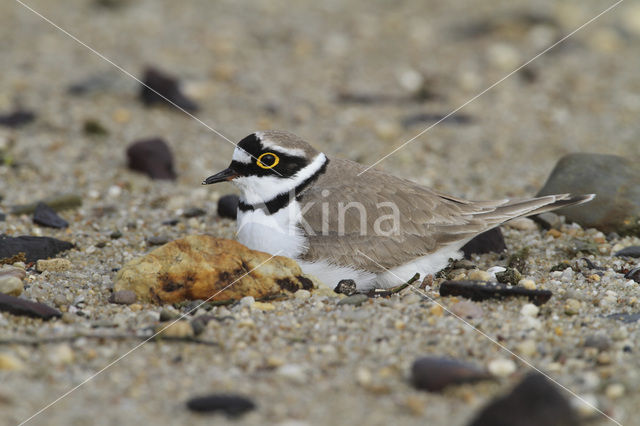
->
(439, 280, 552, 306)
(0, 293, 62, 320)
(186, 394, 256, 416)
(462, 228, 506, 259)
(217, 194, 239, 219)
(334, 279, 357, 296)
(411, 356, 492, 392)
(0, 109, 35, 128)
(402, 113, 472, 128)
(468, 373, 580, 426)
(0, 235, 74, 263)
(33, 202, 69, 229)
(614, 246, 640, 258)
(624, 266, 640, 283)
(126, 138, 176, 180)
(140, 67, 199, 112)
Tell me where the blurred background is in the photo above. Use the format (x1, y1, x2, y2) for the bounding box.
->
(2, 0, 638, 204)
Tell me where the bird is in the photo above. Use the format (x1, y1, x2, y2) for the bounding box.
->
(203, 130, 594, 290)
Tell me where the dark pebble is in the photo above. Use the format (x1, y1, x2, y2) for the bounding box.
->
(0, 212, 5, 222)
(33, 202, 69, 229)
(186, 394, 256, 416)
(614, 246, 640, 258)
(439, 280, 552, 306)
(334, 279, 357, 296)
(507, 247, 529, 274)
(0, 109, 36, 128)
(468, 373, 580, 426)
(110, 230, 122, 239)
(183, 207, 206, 218)
(162, 219, 180, 226)
(411, 356, 492, 392)
(217, 194, 239, 219)
(0, 235, 74, 263)
(462, 228, 506, 259)
(495, 267, 522, 286)
(607, 312, 640, 324)
(126, 138, 176, 180)
(0, 293, 62, 320)
(583, 334, 611, 351)
(190, 315, 218, 336)
(108, 290, 137, 305)
(83, 119, 109, 136)
(140, 67, 199, 112)
(624, 266, 640, 283)
(147, 235, 170, 246)
(402, 112, 473, 128)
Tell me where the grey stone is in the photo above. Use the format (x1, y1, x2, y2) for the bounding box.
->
(537, 153, 640, 234)
(337, 293, 369, 306)
(108, 290, 137, 305)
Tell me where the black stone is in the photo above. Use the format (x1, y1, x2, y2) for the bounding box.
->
(468, 373, 580, 426)
(0, 293, 62, 320)
(140, 67, 199, 112)
(217, 194, 240, 219)
(411, 356, 492, 392)
(162, 219, 180, 226)
(614, 246, 640, 258)
(607, 312, 640, 324)
(334, 279, 357, 296)
(0, 109, 35, 128)
(33, 202, 69, 229)
(183, 207, 206, 218)
(624, 266, 640, 283)
(126, 138, 177, 180)
(439, 280, 552, 306)
(186, 394, 256, 416)
(0, 212, 5, 221)
(462, 228, 507, 259)
(0, 235, 74, 263)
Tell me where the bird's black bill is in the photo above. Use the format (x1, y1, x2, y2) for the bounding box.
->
(202, 168, 239, 185)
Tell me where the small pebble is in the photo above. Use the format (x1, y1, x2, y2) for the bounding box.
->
(337, 293, 369, 306)
(157, 320, 194, 338)
(33, 202, 69, 229)
(294, 289, 311, 300)
(518, 279, 537, 290)
(520, 303, 539, 317)
(159, 308, 180, 321)
(334, 279, 358, 296)
(516, 340, 537, 357)
(253, 302, 275, 311)
(108, 290, 137, 305)
(449, 300, 483, 319)
(0, 276, 23, 296)
(0, 353, 24, 371)
(277, 364, 306, 384)
(239, 296, 255, 308)
(564, 299, 581, 316)
(183, 207, 206, 218)
(605, 383, 625, 399)
(48, 344, 74, 366)
(487, 358, 516, 377)
(411, 356, 492, 391)
(186, 394, 256, 416)
(468, 270, 491, 282)
(36, 258, 72, 273)
(506, 218, 537, 231)
(147, 235, 170, 246)
(583, 335, 611, 351)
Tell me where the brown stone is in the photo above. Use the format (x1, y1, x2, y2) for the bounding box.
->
(114, 235, 317, 304)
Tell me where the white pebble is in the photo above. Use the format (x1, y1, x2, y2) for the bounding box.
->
(48, 344, 74, 366)
(518, 279, 537, 290)
(488, 358, 517, 377)
(605, 383, 625, 399)
(520, 303, 539, 317)
(571, 394, 599, 417)
(516, 340, 537, 357)
(107, 185, 122, 197)
(487, 266, 506, 280)
(294, 289, 311, 300)
(239, 296, 255, 308)
(468, 270, 491, 282)
(277, 364, 306, 384)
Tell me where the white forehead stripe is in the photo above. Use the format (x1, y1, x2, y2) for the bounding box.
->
(255, 132, 306, 157)
(232, 147, 252, 164)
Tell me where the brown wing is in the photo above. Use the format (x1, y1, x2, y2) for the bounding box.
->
(297, 158, 591, 272)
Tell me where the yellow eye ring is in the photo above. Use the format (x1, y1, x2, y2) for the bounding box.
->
(257, 152, 280, 169)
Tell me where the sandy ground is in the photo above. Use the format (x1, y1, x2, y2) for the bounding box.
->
(1, 0, 640, 425)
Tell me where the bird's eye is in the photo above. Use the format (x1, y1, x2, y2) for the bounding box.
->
(257, 152, 280, 169)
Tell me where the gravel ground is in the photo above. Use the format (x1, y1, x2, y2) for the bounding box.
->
(1, 0, 640, 425)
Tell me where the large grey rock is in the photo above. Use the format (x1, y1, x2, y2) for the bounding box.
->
(537, 153, 640, 234)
